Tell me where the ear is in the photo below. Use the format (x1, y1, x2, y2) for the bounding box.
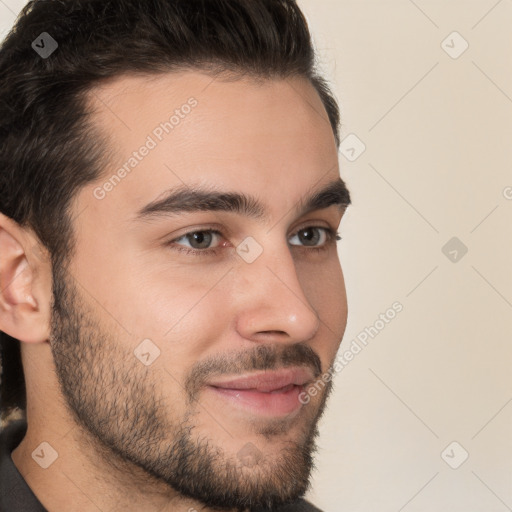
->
(0, 212, 52, 343)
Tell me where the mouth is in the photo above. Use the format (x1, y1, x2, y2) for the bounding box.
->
(206, 367, 314, 417)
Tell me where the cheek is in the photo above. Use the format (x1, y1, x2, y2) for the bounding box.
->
(112, 268, 232, 409)
(299, 256, 347, 314)
(325, 269, 348, 328)
(127, 264, 233, 358)
(297, 257, 348, 356)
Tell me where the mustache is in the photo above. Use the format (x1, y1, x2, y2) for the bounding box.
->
(184, 343, 322, 404)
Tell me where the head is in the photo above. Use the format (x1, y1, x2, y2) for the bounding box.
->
(0, 0, 351, 510)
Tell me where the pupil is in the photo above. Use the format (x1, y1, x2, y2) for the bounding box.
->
(300, 228, 319, 246)
(189, 231, 211, 249)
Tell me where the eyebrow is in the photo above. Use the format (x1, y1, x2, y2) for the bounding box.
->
(134, 178, 351, 224)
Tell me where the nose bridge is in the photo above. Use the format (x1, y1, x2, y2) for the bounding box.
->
(234, 236, 320, 342)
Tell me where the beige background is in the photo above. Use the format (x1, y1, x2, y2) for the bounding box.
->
(298, 1, 512, 511)
(1, 1, 511, 511)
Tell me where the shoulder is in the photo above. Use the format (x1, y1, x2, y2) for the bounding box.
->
(0, 419, 48, 512)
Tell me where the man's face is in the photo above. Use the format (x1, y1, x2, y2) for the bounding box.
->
(50, 71, 349, 510)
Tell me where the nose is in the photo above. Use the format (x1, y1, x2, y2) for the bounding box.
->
(234, 241, 321, 345)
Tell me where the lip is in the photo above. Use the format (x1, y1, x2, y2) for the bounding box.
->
(208, 367, 315, 392)
(206, 367, 315, 417)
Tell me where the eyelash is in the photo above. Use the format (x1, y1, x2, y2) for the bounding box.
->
(165, 226, 342, 257)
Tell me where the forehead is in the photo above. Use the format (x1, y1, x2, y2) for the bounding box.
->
(78, 71, 340, 224)
(87, 70, 336, 153)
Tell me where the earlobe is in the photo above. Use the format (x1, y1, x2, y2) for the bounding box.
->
(0, 213, 51, 344)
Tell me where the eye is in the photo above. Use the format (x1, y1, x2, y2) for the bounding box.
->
(173, 230, 223, 251)
(166, 226, 340, 257)
(289, 226, 333, 247)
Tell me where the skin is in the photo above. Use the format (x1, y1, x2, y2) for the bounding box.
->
(0, 71, 349, 512)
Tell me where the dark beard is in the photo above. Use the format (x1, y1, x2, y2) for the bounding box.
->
(48, 264, 333, 511)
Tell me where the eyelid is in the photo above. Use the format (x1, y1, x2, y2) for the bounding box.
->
(293, 219, 333, 233)
(168, 221, 335, 244)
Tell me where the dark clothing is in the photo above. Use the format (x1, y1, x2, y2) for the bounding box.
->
(0, 419, 46, 512)
(0, 419, 323, 512)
